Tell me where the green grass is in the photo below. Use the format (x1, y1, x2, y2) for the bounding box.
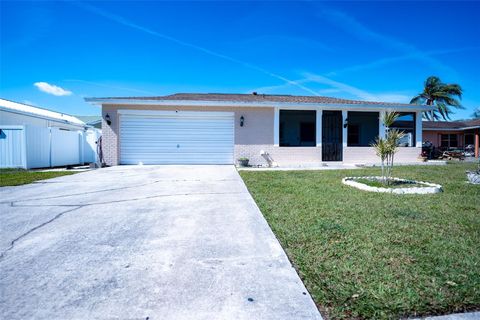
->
(0, 169, 77, 187)
(240, 163, 480, 319)
(353, 177, 424, 188)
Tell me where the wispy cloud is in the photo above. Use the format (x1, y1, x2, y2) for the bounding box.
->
(250, 72, 411, 103)
(34, 82, 72, 96)
(303, 73, 377, 101)
(63, 79, 156, 95)
(320, 8, 458, 76)
(303, 72, 411, 103)
(326, 46, 480, 77)
(74, 2, 319, 96)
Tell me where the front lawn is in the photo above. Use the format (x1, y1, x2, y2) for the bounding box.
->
(0, 169, 77, 187)
(240, 163, 480, 319)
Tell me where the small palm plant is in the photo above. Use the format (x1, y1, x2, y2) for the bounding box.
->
(371, 112, 405, 185)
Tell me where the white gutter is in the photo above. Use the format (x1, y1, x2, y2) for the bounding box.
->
(85, 98, 435, 112)
(0, 106, 87, 129)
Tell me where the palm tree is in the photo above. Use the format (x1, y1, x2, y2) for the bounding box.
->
(410, 76, 463, 121)
(371, 112, 405, 185)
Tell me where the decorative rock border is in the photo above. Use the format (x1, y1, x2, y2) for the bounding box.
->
(342, 176, 443, 194)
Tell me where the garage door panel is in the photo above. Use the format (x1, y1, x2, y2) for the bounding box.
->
(119, 112, 234, 165)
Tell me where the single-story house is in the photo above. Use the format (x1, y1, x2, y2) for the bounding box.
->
(85, 93, 434, 167)
(0, 98, 101, 168)
(423, 119, 480, 157)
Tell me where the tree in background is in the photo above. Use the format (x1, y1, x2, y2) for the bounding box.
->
(410, 76, 463, 121)
(472, 107, 480, 119)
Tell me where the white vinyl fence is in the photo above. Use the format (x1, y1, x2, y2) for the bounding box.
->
(0, 124, 100, 169)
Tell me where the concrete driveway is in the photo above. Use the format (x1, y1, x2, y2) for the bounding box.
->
(0, 165, 321, 320)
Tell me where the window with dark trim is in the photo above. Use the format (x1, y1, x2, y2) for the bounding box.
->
(465, 134, 474, 146)
(347, 112, 379, 146)
(279, 110, 316, 147)
(441, 134, 458, 148)
(390, 112, 415, 147)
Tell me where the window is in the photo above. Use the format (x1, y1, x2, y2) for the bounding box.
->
(390, 112, 415, 147)
(347, 112, 379, 146)
(465, 134, 474, 146)
(441, 134, 458, 148)
(279, 110, 316, 147)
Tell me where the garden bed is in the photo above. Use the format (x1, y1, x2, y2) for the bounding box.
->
(342, 176, 443, 194)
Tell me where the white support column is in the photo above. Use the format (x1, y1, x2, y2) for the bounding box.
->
(415, 111, 423, 147)
(273, 107, 279, 147)
(379, 110, 386, 139)
(316, 108, 322, 147)
(342, 110, 348, 148)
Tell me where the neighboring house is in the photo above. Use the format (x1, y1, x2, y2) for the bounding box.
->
(423, 119, 480, 158)
(75, 115, 102, 129)
(0, 98, 101, 169)
(85, 93, 434, 167)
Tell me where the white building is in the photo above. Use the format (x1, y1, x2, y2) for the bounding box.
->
(0, 98, 101, 169)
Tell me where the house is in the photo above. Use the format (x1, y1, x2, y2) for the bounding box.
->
(85, 93, 434, 167)
(0, 98, 101, 169)
(423, 119, 480, 158)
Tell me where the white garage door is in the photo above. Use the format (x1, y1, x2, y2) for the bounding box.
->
(119, 110, 234, 165)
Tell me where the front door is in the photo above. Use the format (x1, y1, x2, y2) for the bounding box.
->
(322, 111, 343, 161)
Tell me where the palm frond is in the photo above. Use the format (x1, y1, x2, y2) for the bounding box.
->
(411, 76, 463, 121)
(410, 95, 425, 104)
(382, 111, 399, 128)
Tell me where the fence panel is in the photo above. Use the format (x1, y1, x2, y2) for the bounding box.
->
(24, 125, 51, 169)
(50, 127, 81, 167)
(83, 129, 100, 164)
(0, 126, 26, 168)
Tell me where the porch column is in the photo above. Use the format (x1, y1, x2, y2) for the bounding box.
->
(273, 107, 279, 147)
(342, 110, 348, 148)
(316, 108, 322, 147)
(475, 130, 479, 158)
(415, 111, 423, 148)
(379, 111, 386, 138)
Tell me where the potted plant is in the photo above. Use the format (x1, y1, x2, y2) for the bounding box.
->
(466, 161, 480, 184)
(418, 150, 428, 162)
(237, 157, 249, 167)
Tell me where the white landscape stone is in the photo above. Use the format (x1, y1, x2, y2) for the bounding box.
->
(342, 176, 443, 194)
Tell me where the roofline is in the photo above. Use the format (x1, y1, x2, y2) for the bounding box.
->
(85, 98, 434, 111)
(0, 97, 73, 116)
(86, 119, 102, 124)
(0, 106, 87, 128)
(423, 128, 465, 131)
(423, 126, 480, 131)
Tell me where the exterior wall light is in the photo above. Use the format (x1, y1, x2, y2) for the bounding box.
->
(240, 115, 245, 127)
(343, 117, 348, 128)
(104, 113, 112, 126)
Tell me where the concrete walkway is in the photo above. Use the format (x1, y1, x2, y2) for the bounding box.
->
(0, 165, 321, 320)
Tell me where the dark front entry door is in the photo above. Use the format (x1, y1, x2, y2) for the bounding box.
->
(322, 111, 343, 161)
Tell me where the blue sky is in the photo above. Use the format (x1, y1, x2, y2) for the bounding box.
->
(1, 1, 479, 119)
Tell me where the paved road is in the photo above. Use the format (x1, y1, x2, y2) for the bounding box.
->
(0, 165, 321, 320)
